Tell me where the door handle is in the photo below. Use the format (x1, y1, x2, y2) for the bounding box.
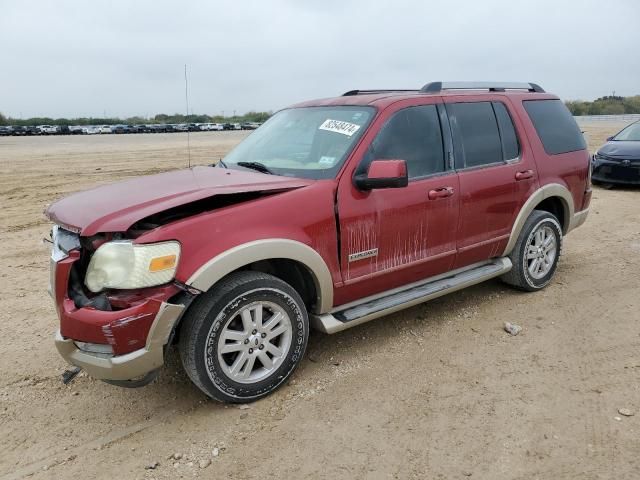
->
(428, 187, 454, 200)
(515, 170, 534, 181)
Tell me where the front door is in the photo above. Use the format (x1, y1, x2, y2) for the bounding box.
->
(335, 101, 460, 305)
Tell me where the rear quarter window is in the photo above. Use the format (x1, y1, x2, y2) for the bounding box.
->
(523, 99, 586, 155)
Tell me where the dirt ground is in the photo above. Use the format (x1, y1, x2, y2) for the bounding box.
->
(0, 124, 638, 480)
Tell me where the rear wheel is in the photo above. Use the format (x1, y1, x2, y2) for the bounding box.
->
(179, 271, 308, 403)
(501, 210, 563, 291)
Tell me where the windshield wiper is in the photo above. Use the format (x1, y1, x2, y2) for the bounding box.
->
(236, 161, 274, 175)
(218, 158, 228, 168)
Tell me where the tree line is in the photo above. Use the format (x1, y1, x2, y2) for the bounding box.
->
(3, 96, 640, 126)
(565, 95, 640, 116)
(0, 111, 272, 127)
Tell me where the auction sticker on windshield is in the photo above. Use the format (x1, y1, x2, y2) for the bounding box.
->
(319, 119, 361, 137)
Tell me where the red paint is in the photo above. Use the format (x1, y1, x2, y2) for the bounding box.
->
(49, 88, 591, 353)
(45, 166, 311, 236)
(367, 159, 407, 179)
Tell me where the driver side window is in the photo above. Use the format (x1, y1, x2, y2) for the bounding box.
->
(363, 105, 445, 179)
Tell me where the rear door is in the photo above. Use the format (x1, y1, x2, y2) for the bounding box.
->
(335, 99, 460, 305)
(444, 97, 539, 268)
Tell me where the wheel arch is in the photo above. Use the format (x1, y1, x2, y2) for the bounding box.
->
(185, 239, 334, 314)
(503, 184, 574, 257)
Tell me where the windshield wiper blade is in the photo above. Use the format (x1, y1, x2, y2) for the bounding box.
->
(236, 161, 274, 175)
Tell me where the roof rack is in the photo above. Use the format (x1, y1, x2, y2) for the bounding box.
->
(342, 89, 419, 96)
(421, 81, 545, 93)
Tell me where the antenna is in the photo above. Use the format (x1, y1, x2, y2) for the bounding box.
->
(184, 64, 191, 168)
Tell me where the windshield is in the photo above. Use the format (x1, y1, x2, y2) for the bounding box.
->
(613, 122, 640, 141)
(223, 106, 375, 179)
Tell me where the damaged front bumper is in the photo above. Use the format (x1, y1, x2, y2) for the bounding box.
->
(49, 226, 192, 383)
(55, 301, 184, 381)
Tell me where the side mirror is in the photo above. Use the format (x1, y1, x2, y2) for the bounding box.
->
(354, 159, 408, 190)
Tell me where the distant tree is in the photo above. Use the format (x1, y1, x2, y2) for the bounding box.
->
(566, 95, 640, 116)
(599, 103, 625, 115)
(0, 112, 7, 125)
(623, 95, 640, 113)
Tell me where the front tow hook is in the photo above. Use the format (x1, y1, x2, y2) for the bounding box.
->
(61, 366, 82, 384)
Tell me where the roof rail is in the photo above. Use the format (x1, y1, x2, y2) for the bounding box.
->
(421, 81, 545, 93)
(342, 89, 419, 96)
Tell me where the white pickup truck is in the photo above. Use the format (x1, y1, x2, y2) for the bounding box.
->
(38, 125, 58, 135)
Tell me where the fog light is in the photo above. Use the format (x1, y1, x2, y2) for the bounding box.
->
(74, 341, 114, 356)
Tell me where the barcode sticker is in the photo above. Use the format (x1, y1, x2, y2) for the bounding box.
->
(319, 119, 361, 137)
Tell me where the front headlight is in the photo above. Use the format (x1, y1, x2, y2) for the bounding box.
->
(85, 241, 181, 293)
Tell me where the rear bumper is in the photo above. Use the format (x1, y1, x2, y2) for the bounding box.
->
(55, 301, 184, 381)
(569, 208, 589, 232)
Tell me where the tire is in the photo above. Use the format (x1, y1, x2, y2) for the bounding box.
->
(178, 271, 309, 403)
(501, 210, 563, 292)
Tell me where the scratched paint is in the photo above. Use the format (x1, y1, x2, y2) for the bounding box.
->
(101, 312, 154, 346)
(345, 217, 378, 280)
(344, 213, 430, 279)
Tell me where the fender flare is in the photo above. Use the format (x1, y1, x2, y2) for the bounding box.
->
(502, 183, 574, 256)
(185, 239, 334, 313)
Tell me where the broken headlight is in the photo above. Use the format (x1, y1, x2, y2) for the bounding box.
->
(84, 241, 181, 293)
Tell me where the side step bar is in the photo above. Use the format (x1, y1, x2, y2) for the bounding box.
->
(311, 258, 512, 334)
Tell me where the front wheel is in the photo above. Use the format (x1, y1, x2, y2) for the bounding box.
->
(179, 271, 309, 403)
(501, 210, 563, 291)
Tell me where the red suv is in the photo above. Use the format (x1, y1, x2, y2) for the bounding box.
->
(47, 82, 591, 402)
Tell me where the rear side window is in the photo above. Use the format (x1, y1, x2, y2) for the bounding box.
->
(523, 99, 586, 154)
(447, 102, 503, 168)
(366, 105, 445, 179)
(493, 102, 519, 160)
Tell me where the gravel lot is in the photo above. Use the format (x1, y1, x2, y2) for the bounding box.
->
(0, 125, 638, 479)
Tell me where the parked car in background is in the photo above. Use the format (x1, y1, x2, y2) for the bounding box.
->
(98, 125, 112, 134)
(10, 126, 27, 136)
(112, 124, 136, 134)
(0, 126, 12, 136)
(68, 126, 84, 135)
(132, 124, 152, 133)
(592, 120, 640, 186)
(188, 123, 201, 132)
(56, 125, 71, 135)
(46, 81, 590, 403)
(38, 125, 58, 135)
(82, 126, 101, 135)
(174, 124, 189, 132)
(241, 122, 260, 130)
(25, 126, 40, 135)
(200, 123, 223, 131)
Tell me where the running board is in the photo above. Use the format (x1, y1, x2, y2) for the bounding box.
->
(311, 258, 512, 334)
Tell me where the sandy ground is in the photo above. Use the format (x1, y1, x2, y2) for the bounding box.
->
(0, 125, 638, 480)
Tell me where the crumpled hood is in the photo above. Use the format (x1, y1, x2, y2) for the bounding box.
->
(46, 166, 312, 235)
(598, 141, 640, 159)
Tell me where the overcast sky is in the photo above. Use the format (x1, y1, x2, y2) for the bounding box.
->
(1, 0, 638, 119)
